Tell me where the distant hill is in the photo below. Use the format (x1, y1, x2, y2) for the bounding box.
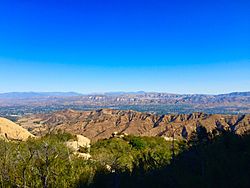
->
(217, 91, 250, 97)
(103, 91, 146, 96)
(0, 92, 83, 99)
(0, 91, 249, 104)
(18, 109, 250, 141)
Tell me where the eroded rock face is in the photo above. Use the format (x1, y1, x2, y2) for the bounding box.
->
(18, 109, 250, 141)
(0, 117, 35, 141)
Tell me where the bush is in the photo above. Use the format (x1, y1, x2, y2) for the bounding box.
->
(4, 132, 248, 188)
(128, 137, 146, 150)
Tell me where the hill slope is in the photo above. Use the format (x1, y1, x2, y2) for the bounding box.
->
(18, 109, 250, 141)
(0, 117, 34, 141)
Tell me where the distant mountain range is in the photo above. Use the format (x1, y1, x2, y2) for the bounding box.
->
(0, 91, 249, 105)
(0, 91, 249, 98)
(0, 92, 82, 99)
(0, 91, 148, 98)
(0, 91, 249, 114)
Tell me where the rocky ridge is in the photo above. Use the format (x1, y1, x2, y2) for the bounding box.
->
(17, 109, 250, 141)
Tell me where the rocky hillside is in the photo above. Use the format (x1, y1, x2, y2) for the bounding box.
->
(17, 109, 250, 141)
(0, 117, 34, 141)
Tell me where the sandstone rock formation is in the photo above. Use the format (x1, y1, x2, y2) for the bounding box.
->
(0, 117, 35, 141)
(65, 135, 91, 151)
(65, 135, 91, 159)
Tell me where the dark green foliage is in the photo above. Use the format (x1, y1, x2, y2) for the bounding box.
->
(0, 132, 250, 187)
(128, 136, 146, 150)
(0, 133, 95, 188)
(90, 136, 184, 187)
(119, 132, 250, 188)
(90, 136, 179, 173)
(90, 133, 250, 188)
(43, 131, 76, 142)
(161, 132, 250, 188)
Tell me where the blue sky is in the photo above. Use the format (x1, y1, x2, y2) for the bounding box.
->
(0, 0, 249, 94)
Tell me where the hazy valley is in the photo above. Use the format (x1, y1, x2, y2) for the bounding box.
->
(0, 91, 250, 122)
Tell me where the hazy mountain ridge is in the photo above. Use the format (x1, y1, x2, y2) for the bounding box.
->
(0, 92, 82, 99)
(0, 91, 249, 106)
(17, 109, 250, 141)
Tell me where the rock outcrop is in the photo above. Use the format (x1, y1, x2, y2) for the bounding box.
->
(65, 135, 91, 150)
(65, 135, 91, 159)
(0, 117, 35, 141)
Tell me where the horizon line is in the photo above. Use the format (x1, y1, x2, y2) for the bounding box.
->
(0, 90, 249, 96)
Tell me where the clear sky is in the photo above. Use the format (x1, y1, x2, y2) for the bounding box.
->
(0, 0, 249, 94)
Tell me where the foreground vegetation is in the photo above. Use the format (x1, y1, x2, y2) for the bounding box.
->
(0, 131, 250, 188)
